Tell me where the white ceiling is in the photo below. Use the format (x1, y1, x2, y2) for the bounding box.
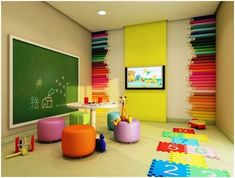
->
(48, 1, 220, 32)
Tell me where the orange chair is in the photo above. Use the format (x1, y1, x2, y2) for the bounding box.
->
(61, 125, 96, 157)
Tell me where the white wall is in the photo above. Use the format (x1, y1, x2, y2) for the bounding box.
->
(216, 1, 234, 142)
(1, 2, 91, 137)
(167, 20, 192, 120)
(107, 29, 125, 108)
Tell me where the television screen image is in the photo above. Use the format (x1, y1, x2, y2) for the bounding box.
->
(125, 66, 165, 89)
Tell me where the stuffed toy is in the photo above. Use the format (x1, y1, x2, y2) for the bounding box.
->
(95, 133, 106, 153)
(113, 96, 133, 126)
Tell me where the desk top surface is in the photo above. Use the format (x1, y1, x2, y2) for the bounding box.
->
(66, 102, 119, 110)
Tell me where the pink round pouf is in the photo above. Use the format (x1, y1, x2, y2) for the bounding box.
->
(37, 117, 65, 142)
(114, 119, 140, 143)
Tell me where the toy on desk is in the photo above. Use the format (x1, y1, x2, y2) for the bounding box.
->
(95, 133, 106, 153)
(5, 148, 28, 159)
(113, 96, 133, 126)
(15, 135, 35, 153)
(188, 119, 206, 129)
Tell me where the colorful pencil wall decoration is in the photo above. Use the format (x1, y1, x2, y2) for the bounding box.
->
(91, 31, 109, 102)
(188, 15, 216, 121)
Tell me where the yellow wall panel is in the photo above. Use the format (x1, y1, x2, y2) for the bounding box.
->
(124, 21, 167, 122)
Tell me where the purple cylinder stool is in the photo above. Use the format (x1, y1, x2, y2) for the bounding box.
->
(114, 119, 140, 143)
(37, 117, 65, 142)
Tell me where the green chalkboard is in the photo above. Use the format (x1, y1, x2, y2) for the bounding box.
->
(10, 35, 79, 128)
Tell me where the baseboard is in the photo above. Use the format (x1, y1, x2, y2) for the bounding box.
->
(167, 118, 215, 125)
(1, 119, 70, 144)
(216, 121, 234, 143)
(1, 128, 38, 144)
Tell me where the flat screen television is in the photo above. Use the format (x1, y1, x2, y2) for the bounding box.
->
(125, 66, 165, 90)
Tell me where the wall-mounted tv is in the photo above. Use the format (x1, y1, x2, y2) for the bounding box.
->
(125, 66, 165, 90)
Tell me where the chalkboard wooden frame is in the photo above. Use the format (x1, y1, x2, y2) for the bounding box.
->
(9, 34, 80, 128)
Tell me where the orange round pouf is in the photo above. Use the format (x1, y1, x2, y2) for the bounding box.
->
(61, 125, 96, 157)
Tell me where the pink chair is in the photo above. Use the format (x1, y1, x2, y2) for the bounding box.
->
(37, 117, 65, 142)
(114, 119, 140, 143)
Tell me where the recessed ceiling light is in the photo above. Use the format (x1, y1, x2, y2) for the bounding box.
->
(98, 10, 107, 16)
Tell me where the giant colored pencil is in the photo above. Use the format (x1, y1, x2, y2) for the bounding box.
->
(194, 51, 215, 55)
(92, 45, 109, 49)
(92, 40, 108, 45)
(189, 66, 216, 70)
(194, 48, 216, 52)
(188, 15, 216, 121)
(193, 86, 216, 90)
(189, 63, 216, 67)
(91, 31, 110, 102)
(191, 27, 216, 32)
(191, 14, 216, 20)
(191, 59, 215, 63)
(190, 80, 216, 84)
(92, 35, 108, 39)
(191, 21, 215, 26)
(192, 54, 216, 58)
(191, 29, 215, 35)
(188, 110, 216, 115)
(92, 37, 108, 42)
(190, 19, 215, 25)
(92, 31, 106, 35)
(190, 69, 216, 72)
(191, 106, 216, 111)
(189, 78, 216, 81)
(191, 24, 215, 30)
(190, 33, 215, 38)
(190, 71, 216, 75)
(92, 33, 108, 38)
(193, 45, 215, 49)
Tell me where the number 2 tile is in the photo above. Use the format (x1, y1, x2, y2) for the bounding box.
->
(148, 159, 190, 177)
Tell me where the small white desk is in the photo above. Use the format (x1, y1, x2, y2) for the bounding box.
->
(66, 102, 118, 129)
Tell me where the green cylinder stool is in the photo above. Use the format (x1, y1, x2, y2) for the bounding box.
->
(107, 112, 120, 130)
(70, 111, 90, 125)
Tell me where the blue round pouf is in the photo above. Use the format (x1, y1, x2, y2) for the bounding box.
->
(107, 112, 120, 130)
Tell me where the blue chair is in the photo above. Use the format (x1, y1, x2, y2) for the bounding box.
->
(107, 112, 120, 130)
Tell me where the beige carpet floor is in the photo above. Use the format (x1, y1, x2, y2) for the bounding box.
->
(1, 116, 234, 177)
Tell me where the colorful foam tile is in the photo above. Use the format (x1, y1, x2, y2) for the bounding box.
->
(169, 152, 208, 168)
(171, 137, 199, 146)
(190, 166, 230, 177)
(184, 133, 208, 141)
(147, 159, 190, 177)
(186, 145, 219, 159)
(156, 141, 186, 153)
(162, 131, 185, 138)
(173, 128, 195, 134)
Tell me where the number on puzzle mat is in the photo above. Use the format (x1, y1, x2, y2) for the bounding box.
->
(157, 141, 186, 153)
(172, 137, 199, 146)
(190, 166, 230, 177)
(148, 159, 190, 177)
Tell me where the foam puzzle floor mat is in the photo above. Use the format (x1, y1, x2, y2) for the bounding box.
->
(148, 128, 231, 177)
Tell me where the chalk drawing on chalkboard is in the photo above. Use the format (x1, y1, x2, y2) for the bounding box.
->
(48, 88, 55, 96)
(30, 96, 39, 109)
(9, 34, 79, 129)
(36, 78, 43, 88)
(41, 96, 53, 109)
